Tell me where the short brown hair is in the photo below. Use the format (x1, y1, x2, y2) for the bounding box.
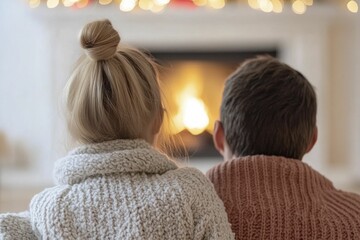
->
(221, 56, 317, 159)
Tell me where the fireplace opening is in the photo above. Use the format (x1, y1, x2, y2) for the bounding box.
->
(152, 49, 278, 159)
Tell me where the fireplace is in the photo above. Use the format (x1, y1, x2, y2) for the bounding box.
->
(152, 49, 277, 159)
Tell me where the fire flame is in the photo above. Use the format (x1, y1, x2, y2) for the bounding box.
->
(172, 85, 209, 135)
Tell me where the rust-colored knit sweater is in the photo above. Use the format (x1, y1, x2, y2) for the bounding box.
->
(206, 155, 360, 240)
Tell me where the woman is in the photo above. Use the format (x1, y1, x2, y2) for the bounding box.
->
(0, 19, 233, 240)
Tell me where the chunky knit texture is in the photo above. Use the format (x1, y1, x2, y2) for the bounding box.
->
(0, 212, 37, 239)
(206, 155, 360, 240)
(0, 139, 234, 240)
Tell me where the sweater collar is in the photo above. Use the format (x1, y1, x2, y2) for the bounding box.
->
(225, 155, 334, 193)
(54, 139, 178, 185)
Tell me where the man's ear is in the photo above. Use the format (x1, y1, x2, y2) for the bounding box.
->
(213, 120, 225, 156)
(305, 126, 318, 153)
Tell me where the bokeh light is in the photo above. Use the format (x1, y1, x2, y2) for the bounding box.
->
(47, 0, 60, 8)
(29, 0, 41, 8)
(120, 0, 137, 12)
(292, 0, 306, 14)
(347, 0, 358, 13)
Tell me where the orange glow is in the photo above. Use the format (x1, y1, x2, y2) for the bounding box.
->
(160, 61, 233, 136)
(75, 0, 89, 8)
(172, 85, 209, 135)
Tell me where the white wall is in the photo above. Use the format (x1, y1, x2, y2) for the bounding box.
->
(0, 2, 359, 189)
(0, 1, 54, 185)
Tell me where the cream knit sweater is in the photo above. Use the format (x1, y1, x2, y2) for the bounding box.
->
(0, 139, 234, 240)
(207, 155, 360, 240)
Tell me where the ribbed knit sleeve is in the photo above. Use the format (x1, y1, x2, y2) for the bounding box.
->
(29, 185, 72, 239)
(206, 155, 360, 240)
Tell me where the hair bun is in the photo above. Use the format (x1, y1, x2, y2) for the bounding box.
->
(80, 19, 120, 61)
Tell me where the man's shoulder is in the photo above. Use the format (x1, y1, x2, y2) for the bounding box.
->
(206, 159, 235, 182)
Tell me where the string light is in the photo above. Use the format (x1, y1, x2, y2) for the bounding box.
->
(258, 0, 273, 12)
(75, 0, 89, 8)
(208, 0, 225, 9)
(292, 0, 306, 14)
(302, 0, 312, 6)
(29, 0, 41, 8)
(154, 0, 170, 6)
(28, 0, 359, 14)
(139, 0, 153, 10)
(99, 0, 113, 4)
(150, 3, 165, 12)
(248, 0, 259, 9)
(193, 0, 207, 7)
(272, 0, 283, 13)
(120, 0, 137, 12)
(347, 0, 358, 13)
(62, 0, 79, 7)
(47, 0, 60, 8)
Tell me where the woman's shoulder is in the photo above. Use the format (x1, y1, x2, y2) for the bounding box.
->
(165, 167, 218, 198)
(29, 185, 71, 217)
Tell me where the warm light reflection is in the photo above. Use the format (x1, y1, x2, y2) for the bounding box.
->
(292, 0, 306, 14)
(47, 0, 60, 8)
(347, 0, 358, 13)
(29, 0, 41, 8)
(99, 0, 113, 5)
(120, 0, 137, 11)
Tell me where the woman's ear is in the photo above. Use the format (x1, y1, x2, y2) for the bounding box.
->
(213, 120, 225, 156)
(305, 126, 318, 153)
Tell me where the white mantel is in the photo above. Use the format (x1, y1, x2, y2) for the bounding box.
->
(0, 2, 359, 189)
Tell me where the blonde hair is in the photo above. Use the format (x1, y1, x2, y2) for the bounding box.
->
(65, 19, 163, 144)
